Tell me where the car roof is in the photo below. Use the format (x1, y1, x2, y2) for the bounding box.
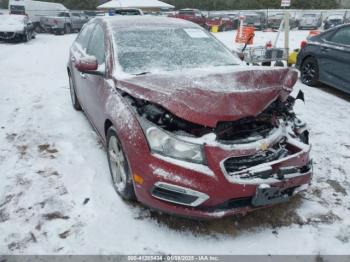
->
(314, 23, 350, 37)
(100, 16, 199, 29)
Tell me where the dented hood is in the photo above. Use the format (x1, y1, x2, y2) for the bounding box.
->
(117, 67, 297, 127)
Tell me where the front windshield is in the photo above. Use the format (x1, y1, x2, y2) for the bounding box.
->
(244, 15, 259, 23)
(58, 12, 69, 17)
(113, 27, 240, 75)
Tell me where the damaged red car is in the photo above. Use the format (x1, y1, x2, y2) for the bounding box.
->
(67, 16, 312, 219)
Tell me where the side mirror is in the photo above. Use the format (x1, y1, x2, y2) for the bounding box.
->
(75, 56, 99, 72)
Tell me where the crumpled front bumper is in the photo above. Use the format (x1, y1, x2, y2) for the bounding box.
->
(132, 130, 312, 219)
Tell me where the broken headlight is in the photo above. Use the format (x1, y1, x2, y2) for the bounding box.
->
(146, 127, 205, 164)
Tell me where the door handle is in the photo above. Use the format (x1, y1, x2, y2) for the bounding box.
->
(80, 72, 86, 79)
(71, 56, 76, 62)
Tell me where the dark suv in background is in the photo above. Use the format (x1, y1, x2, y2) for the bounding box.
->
(297, 24, 350, 94)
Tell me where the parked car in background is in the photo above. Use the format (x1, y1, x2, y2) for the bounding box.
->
(113, 8, 143, 16)
(170, 8, 206, 28)
(205, 14, 235, 31)
(324, 14, 344, 30)
(298, 13, 322, 30)
(40, 11, 89, 35)
(67, 16, 312, 219)
(8, 0, 67, 32)
(0, 14, 35, 42)
(297, 24, 350, 94)
(241, 12, 266, 30)
(83, 10, 105, 18)
(268, 13, 298, 29)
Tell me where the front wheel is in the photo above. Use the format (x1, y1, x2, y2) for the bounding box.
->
(22, 31, 30, 42)
(68, 74, 82, 110)
(300, 57, 319, 86)
(107, 127, 136, 200)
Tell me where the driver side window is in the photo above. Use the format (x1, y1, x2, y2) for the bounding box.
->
(87, 24, 105, 65)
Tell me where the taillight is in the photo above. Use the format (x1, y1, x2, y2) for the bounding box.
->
(300, 40, 307, 49)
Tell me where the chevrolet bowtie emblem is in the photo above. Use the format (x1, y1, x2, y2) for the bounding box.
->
(259, 143, 269, 151)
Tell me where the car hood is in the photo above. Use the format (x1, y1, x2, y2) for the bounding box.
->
(0, 24, 24, 32)
(117, 67, 297, 127)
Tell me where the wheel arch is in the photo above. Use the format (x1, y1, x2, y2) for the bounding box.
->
(104, 119, 114, 137)
(301, 54, 318, 66)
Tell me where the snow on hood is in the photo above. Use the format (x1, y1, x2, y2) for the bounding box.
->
(0, 15, 25, 32)
(116, 66, 297, 127)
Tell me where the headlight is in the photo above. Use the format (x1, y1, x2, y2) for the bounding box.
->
(146, 127, 205, 164)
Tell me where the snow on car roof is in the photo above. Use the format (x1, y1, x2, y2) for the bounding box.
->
(327, 15, 344, 20)
(102, 16, 198, 29)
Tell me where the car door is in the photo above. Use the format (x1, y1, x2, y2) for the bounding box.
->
(319, 26, 350, 93)
(82, 24, 109, 136)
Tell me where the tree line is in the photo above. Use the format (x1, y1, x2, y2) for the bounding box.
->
(0, 0, 339, 10)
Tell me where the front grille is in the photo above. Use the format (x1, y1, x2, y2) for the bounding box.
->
(0, 32, 16, 40)
(224, 147, 288, 173)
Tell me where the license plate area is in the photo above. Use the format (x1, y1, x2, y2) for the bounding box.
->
(252, 186, 290, 207)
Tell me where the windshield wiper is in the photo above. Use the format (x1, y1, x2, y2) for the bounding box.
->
(132, 71, 151, 76)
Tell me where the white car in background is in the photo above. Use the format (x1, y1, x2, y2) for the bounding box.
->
(0, 14, 35, 42)
(298, 13, 322, 30)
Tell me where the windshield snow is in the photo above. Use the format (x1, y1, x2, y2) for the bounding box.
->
(113, 27, 240, 75)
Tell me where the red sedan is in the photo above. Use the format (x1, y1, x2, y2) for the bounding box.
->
(205, 14, 235, 31)
(67, 16, 312, 219)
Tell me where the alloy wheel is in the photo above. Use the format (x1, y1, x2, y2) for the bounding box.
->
(301, 62, 316, 84)
(108, 136, 128, 192)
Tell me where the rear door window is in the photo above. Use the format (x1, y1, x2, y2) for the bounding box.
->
(330, 27, 350, 46)
(10, 5, 25, 15)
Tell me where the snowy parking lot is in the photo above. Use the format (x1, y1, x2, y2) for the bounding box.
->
(0, 30, 350, 255)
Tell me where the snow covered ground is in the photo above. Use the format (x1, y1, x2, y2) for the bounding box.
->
(0, 30, 350, 255)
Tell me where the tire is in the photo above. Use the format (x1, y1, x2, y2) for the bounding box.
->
(300, 57, 320, 86)
(64, 24, 72, 34)
(22, 32, 29, 42)
(107, 127, 136, 201)
(68, 74, 82, 111)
